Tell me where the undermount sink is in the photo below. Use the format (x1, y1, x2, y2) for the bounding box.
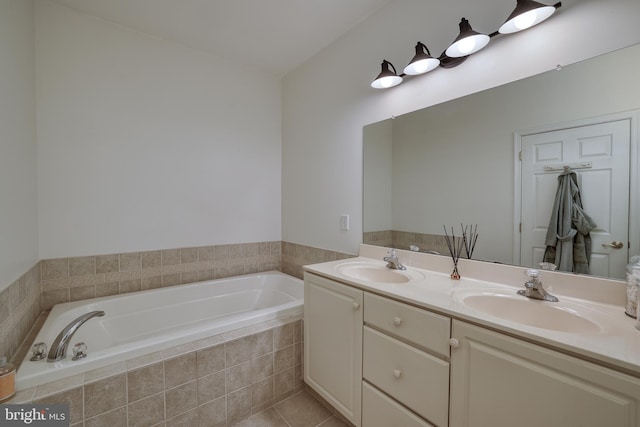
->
(336, 262, 424, 284)
(458, 291, 602, 334)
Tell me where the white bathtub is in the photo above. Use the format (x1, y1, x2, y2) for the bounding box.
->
(17, 271, 303, 389)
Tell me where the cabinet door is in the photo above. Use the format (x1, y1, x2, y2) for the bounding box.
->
(450, 320, 640, 427)
(304, 273, 363, 426)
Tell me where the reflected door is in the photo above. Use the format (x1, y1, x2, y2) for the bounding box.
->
(520, 119, 630, 279)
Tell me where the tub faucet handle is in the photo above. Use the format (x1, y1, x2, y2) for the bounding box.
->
(72, 342, 88, 361)
(30, 342, 47, 361)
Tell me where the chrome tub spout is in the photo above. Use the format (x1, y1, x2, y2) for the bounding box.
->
(47, 310, 105, 362)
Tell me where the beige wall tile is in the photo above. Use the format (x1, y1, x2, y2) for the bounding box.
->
(250, 353, 273, 383)
(167, 407, 198, 427)
(273, 323, 294, 350)
(165, 352, 196, 389)
(128, 362, 164, 403)
(196, 344, 225, 377)
(225, 361, 251, 393)
(162, 249, 181, 266)
(96, 254, 119, 274)
(119, 279, 141, 294)
(165, 380, 198, 419)
(141, 251, 161, 268)
(85, 406, 127, 427)
(95, 282, 119, 298)
(197, 371, 225, 405)
(33, 386, 83, 425)
(274, 346, 295, 374)
(227, 386, 252, 424)
(251, 377, 274, 409)
(181, 248, 198, 264)
(198, 396, 226, 427)
(197, 246, 215, 262)
(42, 289, 69, 310)
(198, 269, 215, 281)
(127, 393, 164, 427)
(162, 273, 181, 287)
(181, 271, 199, 284)
(274, 369, 294, 398)
(69, 256, 96, 277)
(42, 258, 68, 280)
(84, 374, 126, 418)
(141, 276, 162, 290)
(252, 330, 273, 358)
(119, 252, 141, 272)
(70, 285, 96, 302)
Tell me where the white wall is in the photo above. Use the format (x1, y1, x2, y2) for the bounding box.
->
(0, 0, 38, 290)
(282, 0, 640, 255)
(36, 1, 282, 258)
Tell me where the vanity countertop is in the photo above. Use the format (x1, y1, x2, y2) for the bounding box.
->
(304, 247, 640, 377)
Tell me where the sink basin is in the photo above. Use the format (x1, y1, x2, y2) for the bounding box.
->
(458, 292, 602, 334)
(336, 262, 424, 284)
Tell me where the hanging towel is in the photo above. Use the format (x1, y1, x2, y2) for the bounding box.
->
(543, 169, 597, 274)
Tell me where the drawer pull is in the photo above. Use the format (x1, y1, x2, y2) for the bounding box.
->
(393, 369, 402, 379)
(353, 302, 361, 310)
(449, 338, 460, 349)
(393, 316, 403, 326)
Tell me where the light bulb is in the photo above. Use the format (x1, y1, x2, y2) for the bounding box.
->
(513, 10, 538, 30)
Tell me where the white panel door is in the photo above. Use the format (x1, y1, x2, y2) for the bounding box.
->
(520, 119, 630, 279)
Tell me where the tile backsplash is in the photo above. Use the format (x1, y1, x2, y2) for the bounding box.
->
(1, 241, 354, 365)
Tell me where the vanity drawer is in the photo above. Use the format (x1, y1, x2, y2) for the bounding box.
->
(364, 292, 450, 357)
(363, 326, 449, 427)
(362, 381, 434, 427)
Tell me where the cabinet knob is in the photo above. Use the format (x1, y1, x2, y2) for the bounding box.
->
(393, 316, 403, 326)
(449, 338, 460, 349)
(353, 302, 360, 310)
(393, 369, 402, 379)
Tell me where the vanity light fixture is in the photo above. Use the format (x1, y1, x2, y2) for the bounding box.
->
(370, 0, 562, 89)
(371, 60, 403, 89)
(499, 0, 562, 34)
(445, 18, 490, 58)
(403, 42, 440, 75)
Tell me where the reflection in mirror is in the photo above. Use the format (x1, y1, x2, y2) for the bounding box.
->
(363, 44, 640, 280)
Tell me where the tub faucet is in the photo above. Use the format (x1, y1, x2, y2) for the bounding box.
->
(517, 269, 558, 302)
(383, 249, 406, 270)
(47, 310, 105, 362)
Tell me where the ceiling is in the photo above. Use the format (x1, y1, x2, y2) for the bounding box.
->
(48, 0, 397, 76)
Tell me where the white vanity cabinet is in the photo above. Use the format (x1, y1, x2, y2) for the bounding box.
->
(304, 273, 363, 426)
(362, 292, 451, 427)
(450, 320, 640, 427)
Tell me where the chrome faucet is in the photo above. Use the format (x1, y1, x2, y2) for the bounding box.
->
(383, 249, 406, 270)
(47, 310, 105, 362)
(517, 269, 558, 302)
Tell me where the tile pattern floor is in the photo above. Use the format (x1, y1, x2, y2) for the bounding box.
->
(232, 390, 349, 427)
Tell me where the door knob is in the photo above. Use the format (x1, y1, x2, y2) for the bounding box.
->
(601, 241, 624, 249)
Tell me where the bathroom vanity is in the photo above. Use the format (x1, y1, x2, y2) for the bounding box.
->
(303, 245, 640, 427)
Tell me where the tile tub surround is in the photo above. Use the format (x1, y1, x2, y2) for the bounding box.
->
(363, 230, 450, 255)
(0, 263, 41, 363)
(281, 242, 354, 279)
(40, 242, 284, 310)
(8, 317, 304, 426)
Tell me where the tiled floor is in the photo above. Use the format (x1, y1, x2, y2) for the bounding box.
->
(232, 390, 349, 427)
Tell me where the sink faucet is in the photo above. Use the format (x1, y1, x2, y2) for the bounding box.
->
(517, 269, 558, 302)
(47, 310, 105, 362)
(383, 249, 406, 270)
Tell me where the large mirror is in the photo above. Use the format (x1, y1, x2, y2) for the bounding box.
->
(363, 43, 640, 280)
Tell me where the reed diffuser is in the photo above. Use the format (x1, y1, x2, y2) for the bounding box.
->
(443, 226, 464, 280)
(443, 224, 479, 279)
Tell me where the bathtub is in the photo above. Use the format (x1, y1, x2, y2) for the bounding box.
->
(17, 271, 303, 390)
